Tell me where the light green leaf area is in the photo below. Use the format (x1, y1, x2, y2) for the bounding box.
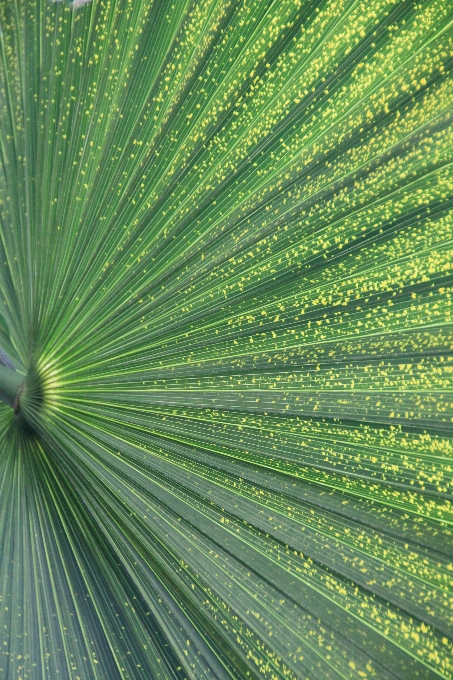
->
(0, 0, 452, 678)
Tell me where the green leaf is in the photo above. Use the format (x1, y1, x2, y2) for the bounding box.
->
(0, 0, 452, 678)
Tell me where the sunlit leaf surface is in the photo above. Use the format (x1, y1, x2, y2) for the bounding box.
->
(0, 0, 452, 678)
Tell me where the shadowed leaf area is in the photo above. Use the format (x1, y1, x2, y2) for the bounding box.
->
(0, 0, 452, 678)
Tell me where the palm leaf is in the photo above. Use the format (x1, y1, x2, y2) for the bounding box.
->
(0, 0, 452, 678)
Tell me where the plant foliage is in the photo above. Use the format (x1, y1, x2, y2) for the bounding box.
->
(0, 0, 452, 678)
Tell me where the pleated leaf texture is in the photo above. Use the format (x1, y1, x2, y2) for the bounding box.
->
(0, 0, 452, 678)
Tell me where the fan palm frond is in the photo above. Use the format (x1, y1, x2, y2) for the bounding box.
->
(0, 0, 452, 678)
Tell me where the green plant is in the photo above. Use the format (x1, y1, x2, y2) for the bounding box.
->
(0, 0, 452, 678)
